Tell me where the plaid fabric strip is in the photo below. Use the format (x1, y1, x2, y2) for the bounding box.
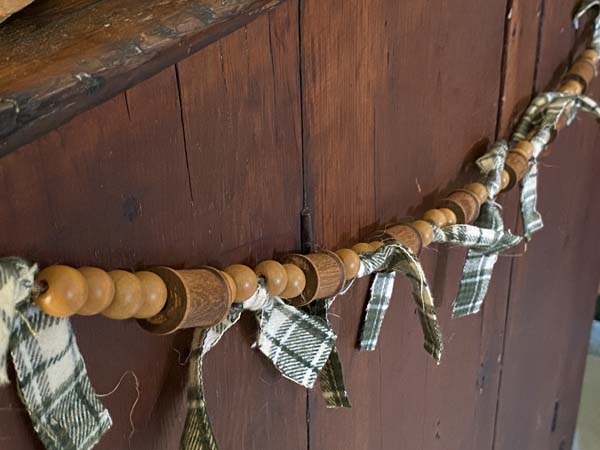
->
(180, 304, 243, 450)
(0, 257, 35, 385)
(308, 296, 351, 408)
(255, 296, 336, 388)
(10, 303, 112, 450)
(358, 243, 443, 363)
(574, 0, 600, 51)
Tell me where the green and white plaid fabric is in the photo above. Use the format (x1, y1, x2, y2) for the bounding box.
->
(358, 243, 443, 363)
(574, 0, 600, 51)
(0, 257, 36, 385)
(432, 142, 521, 318)
(11, 304, 112, 450)
(308, 283, 353, 408)
(512, 92, 600, 239)
(180, 304, 244, 450)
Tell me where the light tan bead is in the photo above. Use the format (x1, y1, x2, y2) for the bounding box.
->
(280, 263, 306, 299)
(582, 49, 599, 64)
(255, 260, 288, 296)
(352, 242, 374, 254)
(500, 170, 510, 190)
(77, 267, 115, 316)
(102, 270, 143, 319)
(220, 270, 237, 301)
(559, 79, 584, 95)
(439, 207, 457, 226)
(411, 220, 434, 247)
(513, 140, 534, 159)
(465, 182, 488, 204)
(369, 241, 384, 250)
(134, 271, 168, 319)
(335, 248, 361, 280)
(423, 209, 447, 227)
(224, 264, 257, 303)
(34, 265, 88, 317)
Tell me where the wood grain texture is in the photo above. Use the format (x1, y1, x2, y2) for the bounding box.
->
(0, 2, 304, 449)
(0, 0, 282, 156)
(493, 1, 600, 449)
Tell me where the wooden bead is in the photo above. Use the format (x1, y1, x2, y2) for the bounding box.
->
(369, 240, 384, 250)
(77, 267, 115, 316)
(423, 209, 448, 228)
(352, 242, 374, 254)
(220, 270, 237, 300)
(280, 263, 306, 299)
(138, 267, 233, 334)
(383, 223, 422, 254)
(410, 220, 434, 247)
(102, 270, 143, 319)
(281, 251, 345, 306)
(335, 248, 361, 280)
(513, 140, 534, 159)
(34, 265, 88, 317)
(465, 182, 488, 204)
(439, 208, 457, 226)
(224, 264, 258, 303)
(559, 79, 584, 95)
(564, 59, 596, 92)
(581, 49, 599, 65)
(500, 170, 510, 190)
(504, 150, 530, 190)
(254, 260, 288, 296)
(439, 190, 480, 224)
(133, 271, 168, 319)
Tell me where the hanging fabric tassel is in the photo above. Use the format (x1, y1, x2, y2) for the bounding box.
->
(511, 93, 600, 240)
(0, 258, 112, 450)
(181, 279, 338, 449)
(307, 280, 354, 408)
(432, 142, 522, 318)
(358, 243, 443, 363)
(574, 0, 600, 52)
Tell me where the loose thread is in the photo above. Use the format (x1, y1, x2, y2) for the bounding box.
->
(96, 370, 140, 441)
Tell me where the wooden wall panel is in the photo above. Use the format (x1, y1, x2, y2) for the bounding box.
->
(0, 2, 304, 449)
(493, 1, 600, 449)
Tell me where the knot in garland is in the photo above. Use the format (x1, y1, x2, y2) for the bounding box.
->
(0, 258, 111, 450)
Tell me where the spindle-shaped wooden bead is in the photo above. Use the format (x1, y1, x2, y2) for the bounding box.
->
(255, 260, 288, 296)
(504, 148, 530, 190)
(335, 248, 361, 280)
(352, 242, 374, 254)
(383, 223, 422, 254)
(438, 189, 480, 224)
(411, 220, 434, 247)
(423, 209, 448, 228)
(133, 271, 168, 319)
(77, 267, 115, 316)
(34, 265, 88, 317)
(281, 251, 345, 306)
(564, 58, 596, 92)
(224, 264, 258, 303)
(465, 182, 488, 204)
(138, 267, 233, 334)
(102, 270, 143, 320)
(280, 263, 306, 299)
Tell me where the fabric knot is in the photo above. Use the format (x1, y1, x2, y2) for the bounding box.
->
(358, 242, 443, 363)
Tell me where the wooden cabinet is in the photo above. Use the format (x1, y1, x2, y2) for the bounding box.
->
(1, 1, 599, 449)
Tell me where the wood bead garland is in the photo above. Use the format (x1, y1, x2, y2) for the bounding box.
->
(224, 264, 258, 303)
(335, 248, 361, 280)
(423, 209, 448, 228)
(438, 189, 480, 224)
(281, 251, 345, 306)
(383, 223, 422, 254)
(411, 220, 434, 247)
(279, 263, 306, 299)
(77, 267, 115, 316)
(133, 271, 168, 319)
(254, 260, 288, 296)
(352, 242, 374, 254)
(34, 265, 88, 317)
(102, 270, 143, 320)
(138, 267, 233, 334)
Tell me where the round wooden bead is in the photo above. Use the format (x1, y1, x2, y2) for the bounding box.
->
(513, 140, 534, 159)
(352, 242, 374, 254)
(411, 220, 434, 247)
(34, 265, 88, 317)
(335, 248, 361, 280)
(465, 182, 488, 204)
(504, 150, 530, 190)
(280, 263, 306, 299)
(439, 208, 457, 226)
(77, 267, 115, 316)
(133, 271, 168, 319)
(369, 241, 384, 250)
(559, 79, 584, 95)
(224, 264, 257, 303)
(439, 190, 480, 224)
(582, 49, 599, 64)
(254, 260, 288, 296)
(500, 170, 510, 190)
(383, 223, 422, 254)
(102, 270, 143, 320)
(423, 209, 447, 228)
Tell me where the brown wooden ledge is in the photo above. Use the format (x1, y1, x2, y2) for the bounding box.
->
(0, 0, 281, 157)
